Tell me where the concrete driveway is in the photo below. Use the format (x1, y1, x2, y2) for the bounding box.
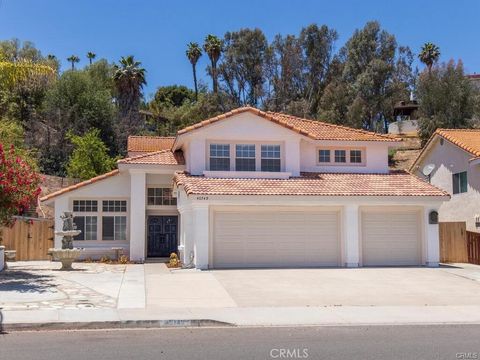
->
(146, 264, 480, 308)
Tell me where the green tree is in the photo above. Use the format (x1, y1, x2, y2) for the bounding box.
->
(152, 85, 195, 107)
(219, 28, 268, 106)
(186, 42, 202, 100)
(418, 42, 440, 74)
(66, 129, 116, 180)
(86, 51, 96, 65)
(113, 55, 147, 154)
(417, 60, 478, 144)
(41, 69, 116, 175)
(203, 35, 222, 94)
(67, 55, 80, 70)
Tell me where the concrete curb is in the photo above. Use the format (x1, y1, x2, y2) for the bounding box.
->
(1, 319, 234, 332)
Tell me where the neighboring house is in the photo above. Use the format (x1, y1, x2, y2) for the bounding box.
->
(388, 98, 419, 135)
(411, 129, 480, 232)
(41, 107, 448, 268)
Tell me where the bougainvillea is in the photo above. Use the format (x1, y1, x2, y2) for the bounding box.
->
(0, 143, 42, 227)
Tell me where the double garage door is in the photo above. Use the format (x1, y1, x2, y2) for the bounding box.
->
(212, 207, 422, 268)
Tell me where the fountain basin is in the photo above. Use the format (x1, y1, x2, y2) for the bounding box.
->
(49, 248, 84, 270)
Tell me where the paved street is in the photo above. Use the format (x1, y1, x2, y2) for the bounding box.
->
(1, 325, 480, 360)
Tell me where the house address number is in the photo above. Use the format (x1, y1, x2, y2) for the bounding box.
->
(196, 196, 209, 200)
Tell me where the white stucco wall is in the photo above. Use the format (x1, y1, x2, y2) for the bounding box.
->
(414, 138, 480, 232)
(176, 189, 446, 269)
(51, 171, 132, 259)
(388, 120, 419, 135)
(178, 112, 394, 176)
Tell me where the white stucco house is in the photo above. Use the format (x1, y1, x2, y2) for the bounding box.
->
(41, 107, 449, 268)
(410, 129, 480, 232)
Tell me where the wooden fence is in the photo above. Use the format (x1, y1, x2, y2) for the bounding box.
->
(467, 231, 480, 265)
(439, 222, 468, 263)
(0, 217, 54, 260)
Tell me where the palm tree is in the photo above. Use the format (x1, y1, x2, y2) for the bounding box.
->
(113, 55, 147, 154)
(186, 42, 202, 100)
(203, 34, 222, 93)
(418, 43, 440, 74)
(66, 55, 80, 70)
(86, 51, 96, 65)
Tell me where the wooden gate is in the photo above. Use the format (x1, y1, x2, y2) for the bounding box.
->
(439, 222, 467, 263)
(0, 217, 54, 260)
(467, 231, 480, 265)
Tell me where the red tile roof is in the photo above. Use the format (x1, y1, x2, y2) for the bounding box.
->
(118, 150, 185, 165)
(127, 136, 175, 152)
(177, 107, 400, 142)
(40, 169, 120, 202)
(174, 171, 448, 197)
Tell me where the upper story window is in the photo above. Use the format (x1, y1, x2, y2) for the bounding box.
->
(319, 149, 331, 163)
(318, 148, 365, 166)
(452, 171, 468, 194)
(261, 145, 281, 172)
(73, 200, 98, 212)
(147, 188, 177, 206)
(334, 150, 346, 163)
(350, 150, 362, 163)
(210, 144, 230, 171)
(235, 144, 256, 171)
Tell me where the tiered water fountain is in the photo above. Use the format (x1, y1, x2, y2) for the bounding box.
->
(50, 212, 84, 270)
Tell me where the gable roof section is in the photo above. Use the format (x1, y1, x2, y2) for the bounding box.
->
(410, 128, 480, 171)
(127, 136, 175, 152)
(40, 169, 120, 202)
(177, 107, 399, 142)
(174, 171, 448, 197)
(118, 150, 185, 165)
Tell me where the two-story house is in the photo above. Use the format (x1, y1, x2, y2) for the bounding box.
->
(41, 107, 449, 268)
(410, 129, 480, 232)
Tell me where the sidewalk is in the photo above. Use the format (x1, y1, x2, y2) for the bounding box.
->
(3, 305, 480, 329)
(3, 261, 480, 330)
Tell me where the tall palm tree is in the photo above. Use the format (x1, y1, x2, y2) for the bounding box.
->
(186, 42, 202, 100)
(203, 34, 222, 94)
(66, 55, 80, 70)
(418, 42, 440, 74)
(86, 51, 96, 65)
(113, 55, 147, 154)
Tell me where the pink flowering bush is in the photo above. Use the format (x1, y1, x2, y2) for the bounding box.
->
(0, 143, 41, 226)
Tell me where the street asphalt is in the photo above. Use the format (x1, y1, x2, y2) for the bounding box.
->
(1, 325, 480, 360)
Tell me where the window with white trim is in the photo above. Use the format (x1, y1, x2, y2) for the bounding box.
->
(261, 145, 281, 172)
(74, 216, 97, 241)
(209, 144, 230, 171)
(147, 188, 177, 206)
(102, 216, 127, 241)
(318, 149, 331, 163)
(452, 171, 468, 194)
(102, 200, 127, 212)
(350, 150, 362, 163)
(334, 150, 346, 163)
(235, 144, 256, 171)
(73, 200, 98, 212)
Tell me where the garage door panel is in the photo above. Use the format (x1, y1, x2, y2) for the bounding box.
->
(362, 210, 421, 266)
(213, 209, 339, 268)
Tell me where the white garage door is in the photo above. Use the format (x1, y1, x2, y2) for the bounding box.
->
(362, 210, 421, 266)
(212, 208, 340, 268)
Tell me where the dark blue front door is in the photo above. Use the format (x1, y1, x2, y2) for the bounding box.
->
(147, 216, 178, 257)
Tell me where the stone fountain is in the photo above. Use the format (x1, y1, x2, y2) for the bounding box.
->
(50, 212, 84, 270)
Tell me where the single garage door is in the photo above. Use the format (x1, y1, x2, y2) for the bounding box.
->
(362, 210, 421, 266)
(212, 208, 340, 268)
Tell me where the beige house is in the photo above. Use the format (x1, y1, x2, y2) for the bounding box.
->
(41, 107, 448, 268)
(411, 129, 480, 232)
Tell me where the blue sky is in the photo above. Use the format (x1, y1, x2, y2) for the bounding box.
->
(1, 0, 479, 98)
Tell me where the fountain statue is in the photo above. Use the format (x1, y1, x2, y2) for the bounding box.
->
(50, 212, 84, 270)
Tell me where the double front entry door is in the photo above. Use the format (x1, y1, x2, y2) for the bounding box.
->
(147, 216, 178, 257)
